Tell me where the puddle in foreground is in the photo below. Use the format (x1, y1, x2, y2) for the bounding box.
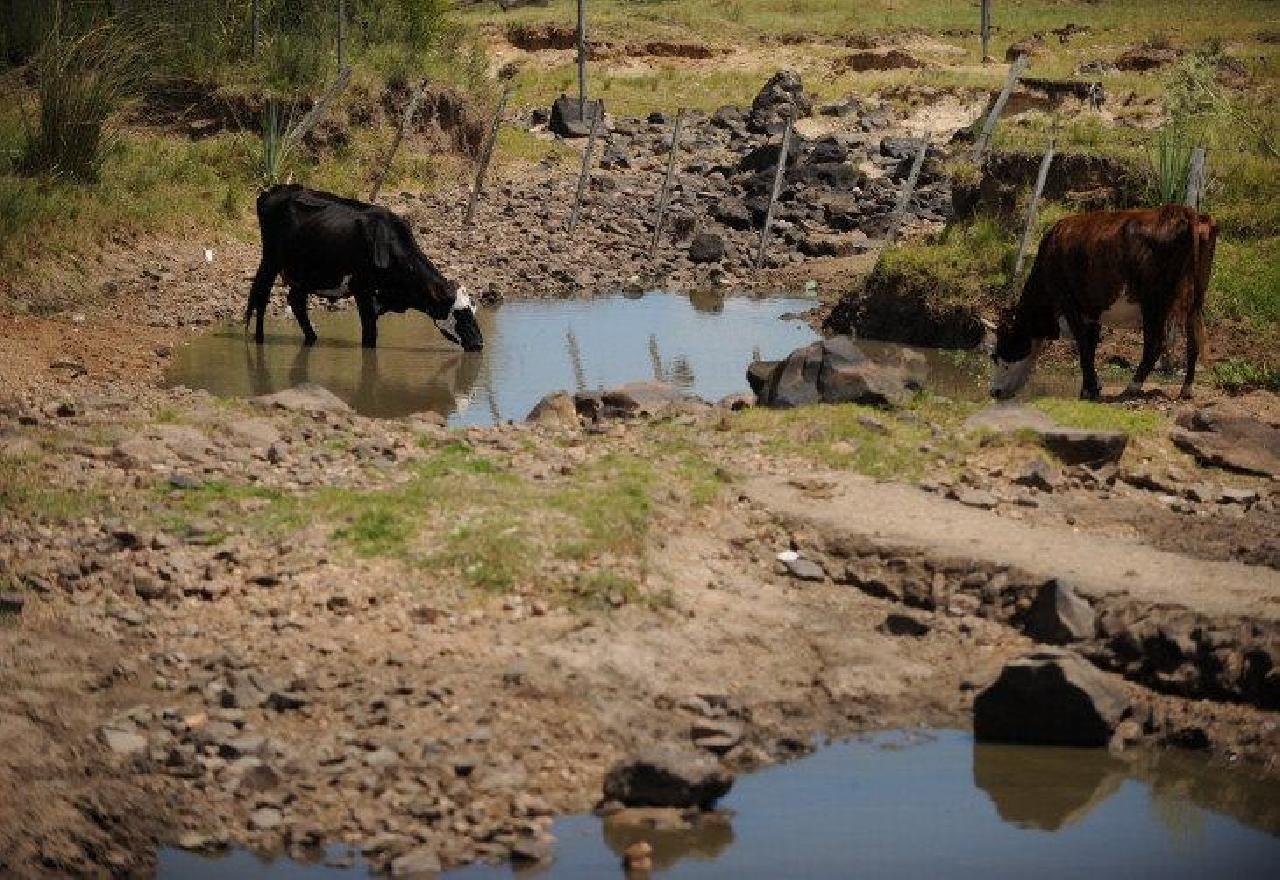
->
(160, 730, 1280, 879)
(166, 291, 1080, 424)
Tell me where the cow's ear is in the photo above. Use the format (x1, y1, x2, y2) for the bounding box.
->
(365, 216, 393, 270)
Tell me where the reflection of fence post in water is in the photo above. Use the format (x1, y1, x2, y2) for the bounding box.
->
(648, 335, 666, 383)
(565, 330, 587, 391)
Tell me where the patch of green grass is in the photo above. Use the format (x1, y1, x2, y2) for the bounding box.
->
(0, 454, 100, 522)
(1031, 398, 1165, 436)
(731, 396, 975, 479)
(1209, 237, 1280, 327)
(1205, 358, 1280, 393)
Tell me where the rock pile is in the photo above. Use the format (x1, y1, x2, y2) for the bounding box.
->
(747, 336, 924, 409)
(407, 70, 953, 299)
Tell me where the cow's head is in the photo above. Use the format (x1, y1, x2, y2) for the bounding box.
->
(989, 307, 1044, 400)
(364, 212, 484, 352)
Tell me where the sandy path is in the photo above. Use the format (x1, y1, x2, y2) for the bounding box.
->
(747, 474, 1280, 620)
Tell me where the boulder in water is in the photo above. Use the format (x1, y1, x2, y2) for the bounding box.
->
(602, 747, 734, 808)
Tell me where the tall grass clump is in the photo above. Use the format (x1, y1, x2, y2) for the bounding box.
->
(22, 22, 144, 182)
(1150, 126, 1193, 205)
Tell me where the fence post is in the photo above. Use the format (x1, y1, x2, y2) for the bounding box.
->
(337, 0, 346, 70)
(885, 136, 929, 246)
(1184, 146, 1206, 210)
(980, 0, 992, 63)
(568, 99, 604, 231)
(576, 0, 588, 114)
(251, 0, 260, 60)
(972, 53, 1028, 163)
(368, 78, 431, 203)
(649, 110, 685, 258)
(464, 88, 511, 227)
(1013, 135, 1055, 277)
(754, 112, 795, 271)
(281, 65, 352, 159)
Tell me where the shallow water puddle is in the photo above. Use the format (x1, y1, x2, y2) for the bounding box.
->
(160, 730, 1280, 878)
(165, 292, 817, 424)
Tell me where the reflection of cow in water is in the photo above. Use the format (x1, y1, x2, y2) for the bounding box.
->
(243, 335, 484, 421)
(246, 185, 483, 352)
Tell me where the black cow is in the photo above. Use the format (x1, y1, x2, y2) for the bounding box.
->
(245, 185, 483, 351)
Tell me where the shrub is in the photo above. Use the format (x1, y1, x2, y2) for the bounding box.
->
(22, 22, 144, 182)
(1150, 125, 1193, 205)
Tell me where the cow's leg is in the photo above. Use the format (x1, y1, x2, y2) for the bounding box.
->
(287, 287, 318, 346)
(1065, 311, 1101, 400)
(355, 290, 379, 349)
(1181, 310, 1205, 400)
(245, 259, 278, 345)
(1125, 307, 1168, 397)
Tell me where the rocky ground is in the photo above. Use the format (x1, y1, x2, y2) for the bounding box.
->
(1, 55, 1277, 880)
(2, 351, 1278, 876)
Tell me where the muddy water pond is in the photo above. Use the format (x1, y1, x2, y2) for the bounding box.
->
(166, 292, 1076, 424)
(160, 730, 1280, 879)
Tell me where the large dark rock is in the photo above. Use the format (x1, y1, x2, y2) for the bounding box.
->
(736, 138, 804, 174)
(1021, 579, 1096, 645)
(808, 136, 849, 164)
(574, 382, 708, 421)
(747, 70, 812, 134)
(786, 162, 860, 189)
(711, 196, 753, 230)
(751, 336, 917, 409)
(975, 649, 1131, 747)
(602, 747, 734, 808)
(1039, 428, 1128, 467)
(710, 105, 745, 129)
(549, 94, 602, 138)
(1171, 405, 1280, 478)
(688, 233, 725, 263)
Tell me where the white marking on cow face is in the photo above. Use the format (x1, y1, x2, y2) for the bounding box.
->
(433, 286, 477, 347)
(990, 341, 1045, 400)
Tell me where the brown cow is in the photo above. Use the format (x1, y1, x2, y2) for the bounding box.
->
(991, 204, 1217, 401)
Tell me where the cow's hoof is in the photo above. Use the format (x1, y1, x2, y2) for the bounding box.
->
(303, 336, 318, 347)
(1178, 385, 1194, 400)
(1079, 389, 1102, 402)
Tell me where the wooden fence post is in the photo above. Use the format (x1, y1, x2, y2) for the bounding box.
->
(980, 0, 992, 63)
(281, 65, 352, 159)
(337, 0, 346, 70)
(754, 112, 795, 271)
(972, 53, 1028, 163)
(1184, 145, 1206, 210)
(251, 0, 260, 60)
(463, 88, 511, 227)
(649, 110, 684, 258)
(885, 136, 929, 246)
(368, 78, 430, 203)
(1013, 135, 1055, 277)
(576, 0, 588, 114)
(568, 99, 604, 231)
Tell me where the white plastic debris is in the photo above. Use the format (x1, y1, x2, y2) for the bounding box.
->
(776, 550, 800, 563)
(204, 248, 214, 263)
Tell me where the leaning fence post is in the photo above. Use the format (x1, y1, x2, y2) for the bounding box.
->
(754, 112, 795, 271)
(980, 0, 993, 62)
(576, 0, 589, 114)
(884, 136, 929, 246)
(649, 110, 684, 258)
(337, 0, 347, 69)
(1184, 145, 1206, 210)
(369, 78, 430, 203)
(972, 53, 1028, 163)
(463, 87, 511, 227)
(1013, 135, 1055, 277)
(568, 99, 604, 231)
(251, 0, 260, 60)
